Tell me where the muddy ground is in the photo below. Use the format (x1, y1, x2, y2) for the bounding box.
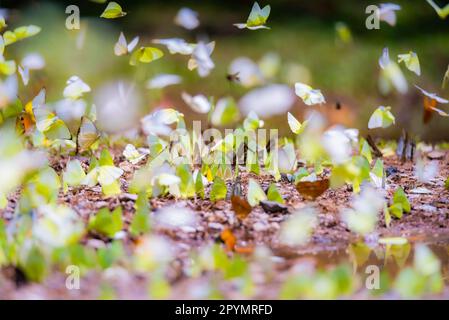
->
(0, 150, 448, 299)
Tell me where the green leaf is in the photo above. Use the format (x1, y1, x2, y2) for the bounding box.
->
(129, 192, 151, 237)
(445, 177, 449, 190)
(130, 47, 164, 66)
(266, 183, 284, 204)
(247, 178, 267, 206)
(100, 2, 126, 19)
(393, 187, 410, 213)
(210, 177, 227, 202)
(88, 206, 123, 238)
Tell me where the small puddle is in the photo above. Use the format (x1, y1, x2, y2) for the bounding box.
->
(273, 233, 449, 283)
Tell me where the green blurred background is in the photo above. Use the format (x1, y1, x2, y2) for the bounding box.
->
(2, 0, 449, 140)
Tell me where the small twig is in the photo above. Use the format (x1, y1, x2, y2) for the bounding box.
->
(366, 135, 383, 158)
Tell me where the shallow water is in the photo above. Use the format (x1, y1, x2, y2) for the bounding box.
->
(274, 233, 449, 283)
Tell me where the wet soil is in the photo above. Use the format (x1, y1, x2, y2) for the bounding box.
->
(0, 150, 448, 299)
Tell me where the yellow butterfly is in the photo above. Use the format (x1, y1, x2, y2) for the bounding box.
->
(76, 116, 100, 154)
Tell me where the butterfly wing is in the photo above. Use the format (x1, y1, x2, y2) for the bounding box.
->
(296, 179, 330, 200)
(114, 32, 128, 56)
(127, 36, 139, 53)
(45, 118, 72, 140)
(423, 97, 437, 124)
(231, 195, 252, 220)
(77, 116, 100, 153)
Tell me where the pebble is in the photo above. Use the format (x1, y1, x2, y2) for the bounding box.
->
(180, 226, 197, 233)
(386, 166, 399, 177)
(95, 201, 109, 208)
(409, 187, 432, 194)
(253, 222, 268, 232)
(260, 200, 288, 213)
(417, 204, 437, 214)
(114, 230, 127, 239)
(427, 150, 445, 160)
(208, 222, 224, 230)
(86, 238, 106, 249)
(119, 193, 138, 201)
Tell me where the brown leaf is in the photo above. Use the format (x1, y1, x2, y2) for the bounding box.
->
(296, 179, 329, 200)
(220, 228, 236, 251)
(234, 245, 254, 255)
(231, 195, 252, 220)
(423, 97, 437, 124)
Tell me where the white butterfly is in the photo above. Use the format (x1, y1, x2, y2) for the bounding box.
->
(63, 76, 91, 100)
(294, 82, 326, 105)
(17, 53, 45, 86)
(321, 127, 352, 165)
(94, 80, 142, 133)
(18, 65, 29, 86)
(279, 207, 317, 246)
(181, 92, 211, 114)
(114, 32, 139, 56)
(341, 186, 385, 235)
(379, 47, 408, 94)
(21, 53, 45, 70)
(239, 84, 295, 117)
(0, 74, 17, 108)
(153, 204, 198, 230)
(415, 157, 438, 183)
(141, 108, 183, 136)
(398, 51, 420, 76)
(188, 41, 215, 77)
(146, 73, 182, 89)
(378, 3, 401, 26)
(174, 7, 199, 30)
(415, 85, 449, 104)
(152, 38, 194, 55)
(123, 143, 148, 164)
(228, 56, 264, 87)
